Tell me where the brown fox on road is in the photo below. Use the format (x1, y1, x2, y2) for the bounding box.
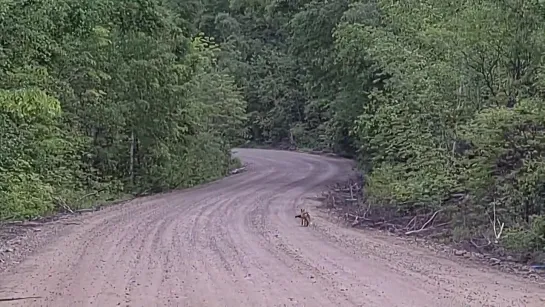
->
(295, 208, 311, 227)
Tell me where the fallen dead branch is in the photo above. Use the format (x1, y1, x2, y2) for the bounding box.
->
(405, 215, 418, 230)
(230, 166, 247, 175)
(405, 222, 450, 235)
(53, 197, 74, 214)
(75, 191, 100, 203)
(362, 201, 371, 218)
(75, 208, 96, 214)
(346, 213, 361, 227)
(405, 209, 443, 235)
(470, 234, 491, 249)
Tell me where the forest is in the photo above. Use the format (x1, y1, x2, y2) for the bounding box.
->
(1, 0, 545, 258)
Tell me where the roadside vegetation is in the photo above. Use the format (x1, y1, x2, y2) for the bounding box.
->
(2, 0, 544, 260)
(0, 0, 246, 220)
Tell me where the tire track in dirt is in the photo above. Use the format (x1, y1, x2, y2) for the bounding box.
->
(0, 148, 543, 306)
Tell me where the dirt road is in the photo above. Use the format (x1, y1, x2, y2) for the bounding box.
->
(0, 149, 543, 306)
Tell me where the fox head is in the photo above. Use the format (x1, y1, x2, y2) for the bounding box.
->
(300, 208, 306, 213)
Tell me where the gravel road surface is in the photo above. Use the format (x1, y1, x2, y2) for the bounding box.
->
(0, 149, 543, 306)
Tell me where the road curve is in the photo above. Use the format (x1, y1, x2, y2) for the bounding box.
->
(0, 148, 543, 306)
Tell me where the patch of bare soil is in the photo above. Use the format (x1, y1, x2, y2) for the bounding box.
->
(0, 149, 543, 306)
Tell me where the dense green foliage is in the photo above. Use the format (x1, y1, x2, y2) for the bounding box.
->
(2, 0, 545, 257)
(0, 0, 245, 219)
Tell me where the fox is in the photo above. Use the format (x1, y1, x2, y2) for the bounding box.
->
(295, 208, 311, 227)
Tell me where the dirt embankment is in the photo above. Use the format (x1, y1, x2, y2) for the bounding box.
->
(0, 148, 543, 306)
(320, 179, 545, 281)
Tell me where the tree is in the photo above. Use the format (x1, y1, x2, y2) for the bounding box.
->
(0, 0, 246, 218)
